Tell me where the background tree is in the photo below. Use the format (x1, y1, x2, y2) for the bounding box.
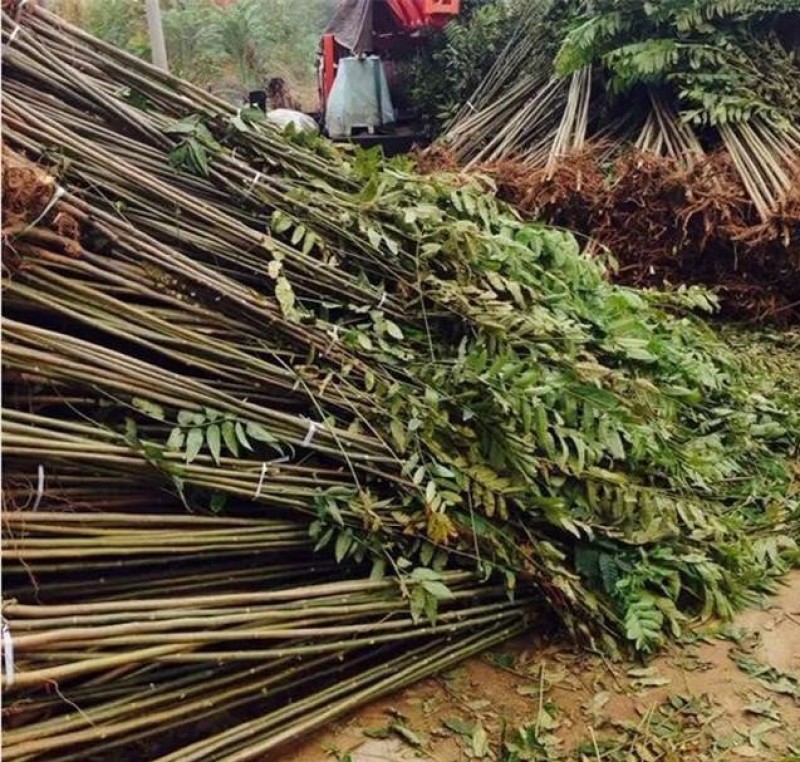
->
(51, 0, 337, 106)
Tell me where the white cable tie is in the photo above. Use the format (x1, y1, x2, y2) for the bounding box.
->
(330, 325, 339, 341)
(4, 0, 28, 48)
(253, 456, 291, 499)
(246, 171, 263, 193)
(253, 462, 268, 499)
(26, 186, 66, 230)
(301, 420, 321, 447)
(2, 618, 15, 688)
(377, 291, 387, 309)
(467, 100, 477, 113)
(32, 464, 45, 511)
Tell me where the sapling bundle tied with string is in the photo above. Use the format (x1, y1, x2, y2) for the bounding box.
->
(1, 2, 799, 759)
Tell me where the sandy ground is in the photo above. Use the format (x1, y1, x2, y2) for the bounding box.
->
(279, 572, 800, 761)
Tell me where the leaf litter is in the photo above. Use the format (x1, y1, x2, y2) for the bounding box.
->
(285, 572, 800, 761)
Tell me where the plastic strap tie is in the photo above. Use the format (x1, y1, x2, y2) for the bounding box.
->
(301, 420, 321, 447)
(32, 464, 45, 511)
(246, 171, 263, 193)
(253, 462, 268, 499)
(253, 457, 292, 499)
(466, 100, 477, 113)
(377, 292, 387, 309)
(2, 618, 15, 688)
(26, 186, 66, 230)
(4, 0, 28, 48)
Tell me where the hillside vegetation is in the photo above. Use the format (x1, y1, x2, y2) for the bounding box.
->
(51, 0, 337, 105)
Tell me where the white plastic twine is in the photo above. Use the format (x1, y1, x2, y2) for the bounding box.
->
(245, 171, 263, 194)
(301, 420, 321, 447)
(2, 618, 15, 688)
(26, 186, 66, 230)
(253, 457, 292, 499)
(253, 462, 268, 499)
(32, 464, 45, 511)
(4, 0, 28, 48)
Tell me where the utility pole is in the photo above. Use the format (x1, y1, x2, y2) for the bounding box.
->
(144, 0, 169, 72)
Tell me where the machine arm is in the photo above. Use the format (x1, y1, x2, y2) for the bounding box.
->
(386, 0, 460, 29)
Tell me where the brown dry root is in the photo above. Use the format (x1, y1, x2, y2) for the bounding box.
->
(2, 146, 82, 272)
(411, 144, 461, 174)
(432, 146, 800, 324)
(2, 146, 56, 228)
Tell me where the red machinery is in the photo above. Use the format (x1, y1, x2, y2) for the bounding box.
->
(319, 0, 461, 146)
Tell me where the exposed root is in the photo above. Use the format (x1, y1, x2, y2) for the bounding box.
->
(418, 145, 800, 324)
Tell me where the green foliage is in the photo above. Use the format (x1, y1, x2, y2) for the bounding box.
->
(284, 147, 800, 650)
(404, 1, 516, 131)
(54, 0, 335, 99)
(554, 0, 800, 126)
(81, 0, 150, 57)
(162, 408, 280, 464)
(166, 115, 222, 176)
(161, 0, 225, 84)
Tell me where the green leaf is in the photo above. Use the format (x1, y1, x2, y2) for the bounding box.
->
(291, 224, 306, 246)
(424, 589, 438, 624)
(385, 320, 404, 340)
(177, 410, 196, 426)
(444, 717, 474, 736)
(124, 417, 138, 445)
(410, 586, 426, 624)
(186, 137, 209, 176)
(275, 277, 299, 320)
(369, 558, 386, 580)
(166, 427, 185, 451)
(271, 210, 293, 234)
(421, 580, 454, 600)
(302, 230, 316, 256)
(235, 421, 253, 451)
(334, 531, 352, 563)
(206, 423, 222, 465)
(221, 420, 239, 457)
(132, 397, 165, 420)
(392, 724, 422, 747)
(314, 527, 334, 552)
(411, 568, 441, 582)
(245, 422, 279, 444)
(185, 428, 204, 464)
(363, 726, 392, 739)
(471, 721, 489, 758)
(390, 419, 407, 451)
(209, 492, 228, 513)
(625, 599, 665, 652)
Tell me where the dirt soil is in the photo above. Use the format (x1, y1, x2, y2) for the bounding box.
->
(280, 572, 800, 761)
